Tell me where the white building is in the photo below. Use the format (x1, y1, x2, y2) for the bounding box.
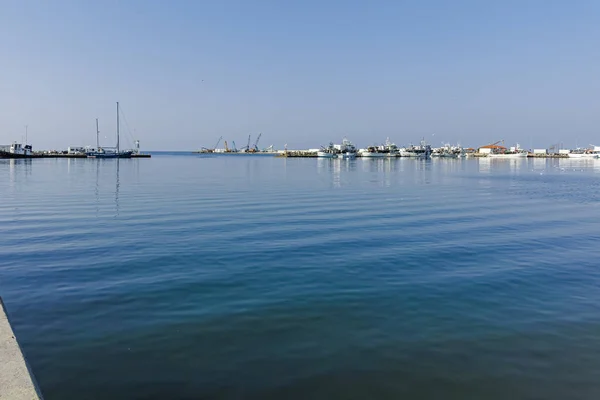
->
(68, 146, 86, 154)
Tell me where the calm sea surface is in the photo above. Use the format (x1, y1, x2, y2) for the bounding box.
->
(2, 154, 600, 399)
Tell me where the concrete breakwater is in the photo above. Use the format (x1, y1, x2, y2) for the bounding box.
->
(0, 298, 43, 399)
(0, 153, 151, 159)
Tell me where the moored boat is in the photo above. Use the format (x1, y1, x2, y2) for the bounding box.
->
(360, 138, 400, 158)
(87, 102, 133, 159)
(432, 144, 466, 158)
(359, 146, 387, 157)
(400, 140, 432, 158)
(0, 142, 37, 159)
(317, 142, 337, 158)
(488, 143, 528, 158)
(488, 151, 528, 158)
(318, 138, 357, 158)
(567, 149, 599, 159)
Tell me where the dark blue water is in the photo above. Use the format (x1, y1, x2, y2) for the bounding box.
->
(2, 154, 600, 399)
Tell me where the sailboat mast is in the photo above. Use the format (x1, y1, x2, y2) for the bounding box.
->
(116, 102, 120, 153)
(96, 118, 99, 149)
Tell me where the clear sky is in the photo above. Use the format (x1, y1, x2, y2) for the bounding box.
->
(1, 0, 599, 150)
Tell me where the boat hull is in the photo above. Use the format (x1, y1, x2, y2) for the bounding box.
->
(488, 152, 528, 158)
(0, 151, 40, 159)
(317, 151, 335, 158)
(337, 152, 356, 159)
(432, 153, 461, 158)
(400, 152, 430, 158)
(568, 153, 599, 159)
(87, 152, 133, 159)
(360, 152, 386, 158)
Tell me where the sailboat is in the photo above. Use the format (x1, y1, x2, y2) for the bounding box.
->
(88, 102, 133, 159)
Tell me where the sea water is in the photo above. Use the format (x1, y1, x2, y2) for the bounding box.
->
(2, 154, 600, 399)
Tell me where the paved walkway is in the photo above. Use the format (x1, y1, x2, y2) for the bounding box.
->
(0, 298, 43, 399)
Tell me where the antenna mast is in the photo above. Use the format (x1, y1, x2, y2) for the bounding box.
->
(96, 118, 99, 149)
(116, 102, 120, 153)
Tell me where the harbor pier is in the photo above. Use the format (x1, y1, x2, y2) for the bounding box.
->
(0, 298, 43, 399)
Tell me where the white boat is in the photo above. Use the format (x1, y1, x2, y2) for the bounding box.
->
(359, 146, 386, 157)
(400, 140, 432, 158)
(338, 151, 356, 159)
(431, 143, 466, 158)
(488, 151, 528, 158)
(317, 142, 337, 158)
(317, 151, 335, 158)
(488, 143, 528, 158)
(334, 138, 357, 158)
(0, 142, 34, 158)
(567, 150, 599, 159)
(360, 138, 400, 158)
(318, 138, 357, 158)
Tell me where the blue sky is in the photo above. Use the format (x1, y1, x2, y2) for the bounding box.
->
(1, 0, 599, 150)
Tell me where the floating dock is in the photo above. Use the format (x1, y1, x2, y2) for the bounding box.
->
(0, 297, 43, 399)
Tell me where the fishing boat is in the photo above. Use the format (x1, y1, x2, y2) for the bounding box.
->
(0, 125, 37, 159)
(400, 140, 432, 158)
(488, 144, 528, 158)
(432, 144, 466, 158)
(359, 146, 387, 157)
(317, 138, 357, 158)
(338, 151, 356, 159)
(336, 138, 357, 159)
(567, 149, 599, 159)
(488, 152, 527, 158)
(360, 138, 399, 158)
(0, 142, 36, 159)
(317, 142, 337, 158)
(87, 102, 133, 159)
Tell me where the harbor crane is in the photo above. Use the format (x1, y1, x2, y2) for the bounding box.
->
(213, 136, 223, 151)
(200, 136, 222, 153)
(253, 133, 262, 152)
(245, 134, 251, 152)
(485, 140, 505, 147)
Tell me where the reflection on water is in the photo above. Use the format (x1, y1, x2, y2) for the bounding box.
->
(88, 159, 122, 218)
(558, 158, 600, 173)
(4, 159, 33, 190)
(115, 160, 120, 216)
(478, 157, 491, 174)
(318, 158, 439, 188)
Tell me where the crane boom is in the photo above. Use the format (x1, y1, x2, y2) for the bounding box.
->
(214, 136, 223, 150)
(253, 133, 262, 151)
